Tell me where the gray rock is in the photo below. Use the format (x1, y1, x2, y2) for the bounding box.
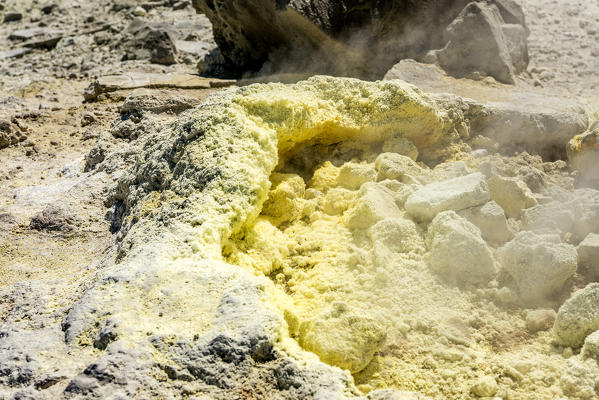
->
(3, 11, 22, 23)
(29, 205, 79, 232)
(0, 119, 27, 149)
(0, 48, 32, 60)
(426, 210, 496, 286)
(499, 232, 577, 305)
(124, 20, 178, 65)
(121, 88, 202, 114)
(437, 2, 520, 83)
(9, 27, 62, 41)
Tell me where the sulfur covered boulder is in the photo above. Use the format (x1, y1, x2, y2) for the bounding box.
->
(499, 232, 577, 305)
(554, 283, 599, 348)
(405, 173, 490, 221)
(299, 302, 386, 373)
(426, 211, 496, 286)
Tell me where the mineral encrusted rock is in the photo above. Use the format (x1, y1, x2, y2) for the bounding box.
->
(499, 231, 577, 305)
(426, 210, 496, 286)
(554, 283, 599, 348)
(405, 172, 490, 221)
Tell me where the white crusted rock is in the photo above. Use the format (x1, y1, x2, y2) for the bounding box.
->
(337, 162, 377, 190)
(405, 173, 490, 221)
(554, 283, 599, 348)
(375, 153, 425, 183)
(458, 201, 513, 244)
(426, 211, 496, 286)
(487, 175, 537, 218)
(499, 232, 577, 305)
(346, 183, 402, 229)
(522, 201, 576, 234)
(578, 233, 599, 281)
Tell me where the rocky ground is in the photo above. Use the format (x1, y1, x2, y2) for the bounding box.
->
(0, 0, 598, 399)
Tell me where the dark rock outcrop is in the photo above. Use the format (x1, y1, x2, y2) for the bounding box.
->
(191, 0, 529, 80)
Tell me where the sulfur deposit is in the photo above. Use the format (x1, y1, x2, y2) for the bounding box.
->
(4, 74, 599, 399)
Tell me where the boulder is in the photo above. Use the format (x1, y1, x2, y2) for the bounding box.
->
(499, 232, 577, 305)
(405, 173, 490, 221)
(487, 175, 537, 218)
(124, 20, 178, 65)
(382, 135, 419, 161)
(436, 2, 521, 84)
(368, 218, 425, 265)
(522, 189, 599, 238)
(457, 201, 513, 244)
(375, 153, 425, 183)
(337, 162, 377, 191)
(426, 211, 496, 286)
(554, 283, 599, 348)
(525, 309, 556, 333)
(345, 183, 401, 230)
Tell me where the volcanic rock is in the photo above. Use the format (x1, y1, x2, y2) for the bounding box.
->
(436, 1, 526, 83)
(191, 0, 528, 79)
(499, 231, 577, 305)
(426, 210, 496, 286)
(405, 172, 490, 221)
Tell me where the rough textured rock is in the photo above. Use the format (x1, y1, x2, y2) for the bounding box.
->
(48, 77, 450, 399)
(522, 188, 599, 238)
(470, 375, 499, 397)
(577, 233, 599, 281)
(560, 358, 599, 399)
(499, 232, 577, 305)
(426, 211, 496, 286)
(457, 201, 513, 244)
(299, 302, 386, 374)
(368, 217, 425, 265)
(191, 0, 528, 79)
(345, 183, 402, 229)
(375, 152, 425, 183)
(405, 173, 490, 221)
(487, 175, 537, 218)
(29, 204, 79, 232)
(337, 162, 377, 191)
(582, 330, 599, 361)
(437, 2, 523, 83)
(124, 20, 178, 65)
(525, 309, 556, 333)
(554, 283, 599, 348)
